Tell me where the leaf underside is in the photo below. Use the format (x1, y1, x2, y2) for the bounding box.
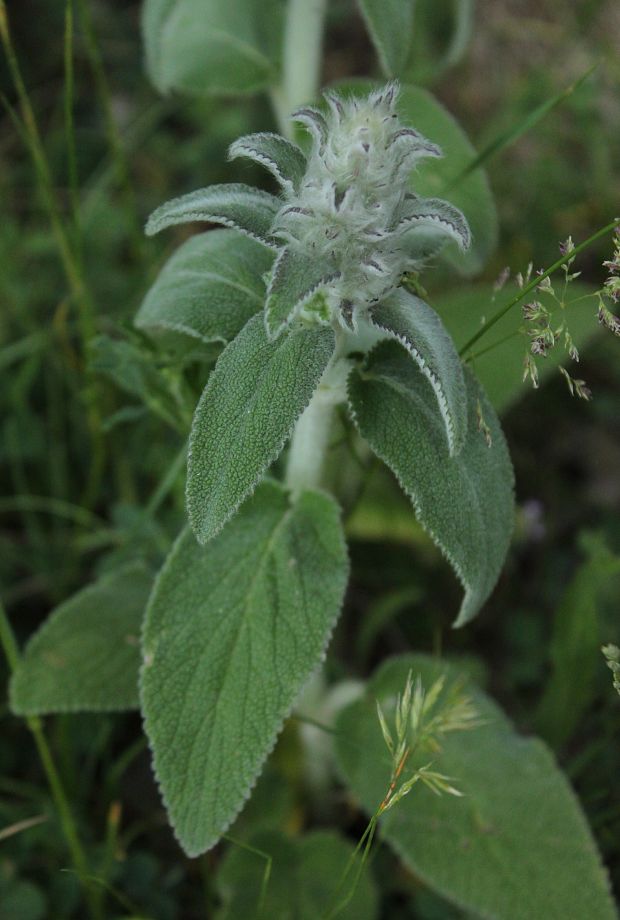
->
(187, 313, 335, 544)
(145, 183, 280, 247)
(348, 340, 514, 626)
(396, 195, 471, 250)
(10, 565, 153, 715)
(335, 654, 617, 920)
(229, 132, 307, 195)
(141, 481, 349, 856)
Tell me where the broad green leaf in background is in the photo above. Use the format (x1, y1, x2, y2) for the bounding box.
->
(348, 340, 514, 626)
(227, 764, 294, 842)
(187, 314, 334, 544)
(89, 334, 185, 430)
(406, 0, 476, 84)
(437, 281, 600, 412)
(142, 0, 282, 97)
(136, 230, 274, 345)
(355, 0, 415, 77)
(10, 565, 153, 715)
(370, 288, 468, 455)
(333, 80, 497, 276)
(145, 184, 280, 247)
(141, 481, 349, 856)
(398, 83, 497, 276)
(335, 654, 617, 920)
(217, 829, 378, 919)
(0, 877, 46, 920)
(535, 535, 620, 748)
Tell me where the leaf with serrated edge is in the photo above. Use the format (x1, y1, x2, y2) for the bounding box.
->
(10, 565, 152, 715)
(348, 340, 514, 626)
(396, 196, 471, 250)
(141, 481, 349, 856)
(265, 247, 340, 338)
(335, 654, 617, 920)
(145, 184, 280, 247)
(370, 288, 467, 455)
(356, 0, 415, 76)
(187, 314, 335, 544)
(136, 229, 273, 345)
(229, 133, 307, 195)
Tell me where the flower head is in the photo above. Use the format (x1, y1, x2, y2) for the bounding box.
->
(147, 83, 471, 339)
(270, 84, 470, 331)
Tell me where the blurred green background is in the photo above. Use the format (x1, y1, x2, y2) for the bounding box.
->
(1, 1, 619, 917)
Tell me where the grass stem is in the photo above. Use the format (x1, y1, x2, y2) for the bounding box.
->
(459, 218, 620, 357)
(0, 599, 101, 920)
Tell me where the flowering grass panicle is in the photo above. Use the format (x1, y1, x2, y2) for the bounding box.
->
(376, 670, 481, 814)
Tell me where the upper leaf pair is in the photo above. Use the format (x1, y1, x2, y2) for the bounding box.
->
(183, 280, 474, 552)
(348, 340, 514, 627)
(146, 84, 473, 343)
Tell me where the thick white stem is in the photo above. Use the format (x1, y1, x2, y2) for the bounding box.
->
(274, 0, 327, 137)
(285, 390, 334, 493)
(285, 352, 349, 493)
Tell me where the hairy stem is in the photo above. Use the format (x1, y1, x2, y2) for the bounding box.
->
(274, 0, 327, 136)
(285, 389, 335, 493)
(285, 345, 349, 493)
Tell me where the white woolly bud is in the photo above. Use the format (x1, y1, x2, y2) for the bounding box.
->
(269, 84, 469, 330)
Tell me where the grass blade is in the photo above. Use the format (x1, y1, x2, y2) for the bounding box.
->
(446, 62, 599, 190)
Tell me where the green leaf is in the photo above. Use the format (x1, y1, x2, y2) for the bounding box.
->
(89, 334, 184, 429)
(229, 133, 307, 195)
(187, 315, 335, 544)
(142, 0, 281, 97)
(396, 196, 471, 250)
(136, 229, 273, 346)
(217, 829, 378, 919)
(141, 481, 349, 856)
(0, 878, 46, 920)
(405, 0, 475, 84)
(355, 0, 415, 77)
(10, 565, 152, 715)
(398, 84, 497, 276)
(145, 184, 280, 247)
(437, 281, 601, 412)
(370, 288, 467, 455)
(335, 654, 617, 920)
(535, 536, 620, 748)
(265, 247, 340, 338)
(348, 340, 514, 626)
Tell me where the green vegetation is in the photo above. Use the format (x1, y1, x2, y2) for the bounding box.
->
(1, 1, 619, 917)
